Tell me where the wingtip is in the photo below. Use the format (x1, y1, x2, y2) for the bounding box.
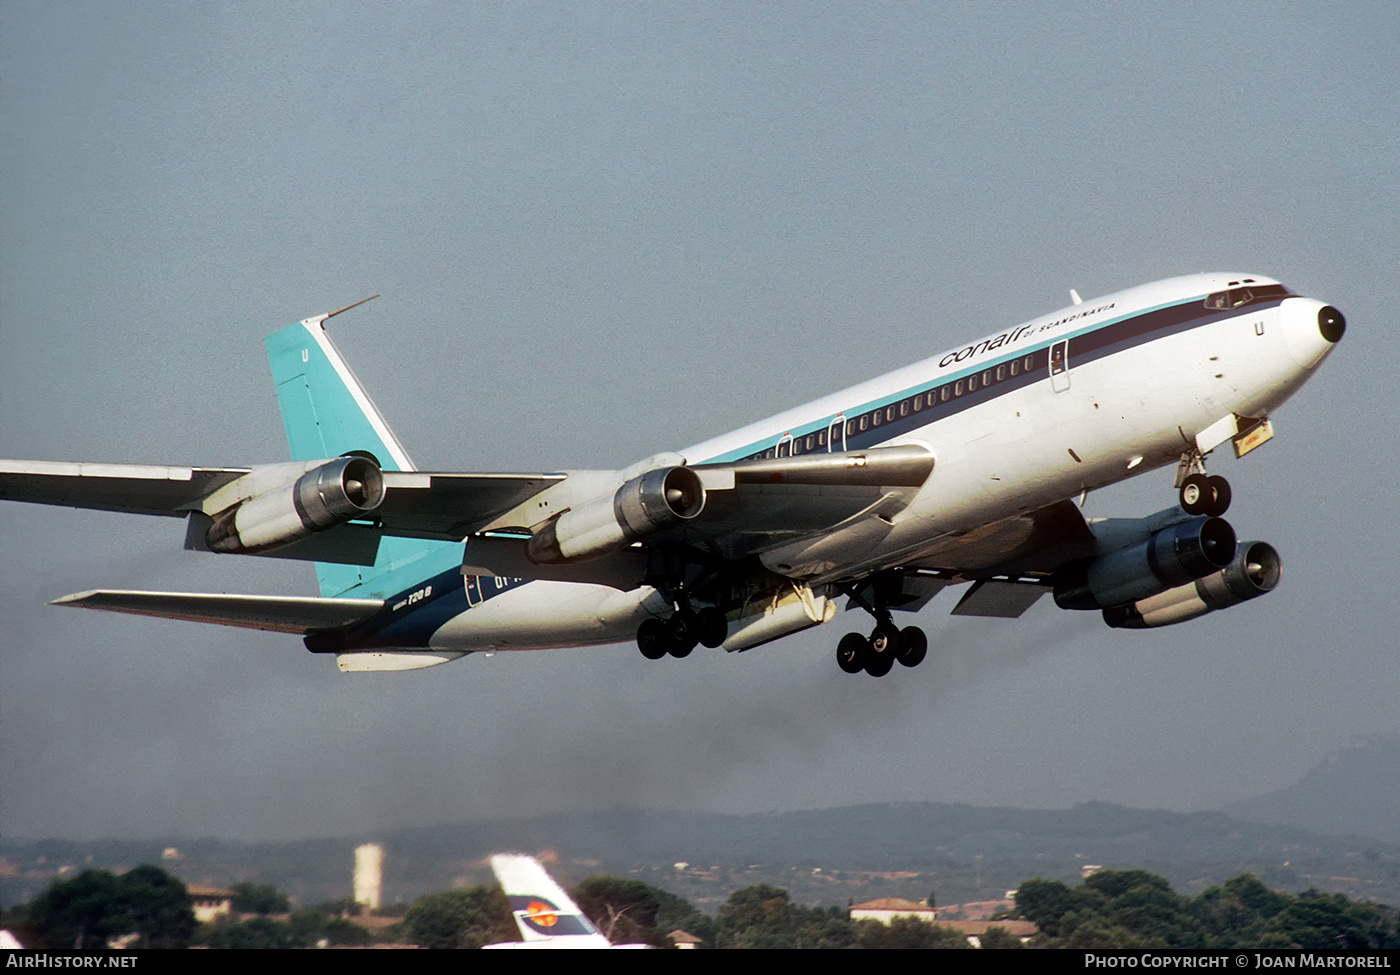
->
(51, 590, 99, 607)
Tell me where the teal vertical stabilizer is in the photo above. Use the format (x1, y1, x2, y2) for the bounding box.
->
(265, 313, 460, 598)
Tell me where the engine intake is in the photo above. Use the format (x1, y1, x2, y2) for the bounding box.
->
(1104, 541, 1281, 628)
(1054, 516, 1237, 611)
(206, 456, 385, 554)
(526, 466, 705, 564)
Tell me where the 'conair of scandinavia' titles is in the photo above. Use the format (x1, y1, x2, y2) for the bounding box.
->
(0, 274, 1345, 676)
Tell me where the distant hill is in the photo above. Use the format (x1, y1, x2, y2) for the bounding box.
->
(1223, 736, 1400, 845)
(5, 800, 1397, 910)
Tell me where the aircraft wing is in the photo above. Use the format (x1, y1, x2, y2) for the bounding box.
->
(0, 459, 564, 541)
(836, 499, 1099, 620)
(678, 443, 936, 559)
(0, 460, 249, 516)
(373, 471, 566, 539)
(2, 447, 928, 558)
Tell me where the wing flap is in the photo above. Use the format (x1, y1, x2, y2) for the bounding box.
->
(950, 579, 1051, 618)
(52, 590, 384, 634)
(904, 499, 1097, 576)
(375, 471, 567, 539)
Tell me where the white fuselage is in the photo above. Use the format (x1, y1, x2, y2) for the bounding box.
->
(362, 273, 1337, 661)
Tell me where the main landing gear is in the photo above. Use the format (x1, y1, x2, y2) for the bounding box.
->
(1175, 450, 1231, 517)
(635, 546, 728, 660)
(836, 624, 927, 677)
(636, 606, 727, 660)
(836, 576, 928, 677)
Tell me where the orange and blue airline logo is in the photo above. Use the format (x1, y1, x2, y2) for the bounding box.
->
(508, 895, 597, 936)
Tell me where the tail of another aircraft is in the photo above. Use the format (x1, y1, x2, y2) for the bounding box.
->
(486, 854, 617, 949)
(265, 300, 459, 598)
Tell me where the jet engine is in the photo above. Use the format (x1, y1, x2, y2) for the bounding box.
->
(526, 466, 705, 564)
(1103, 541, 1281, 628)
(1053, 516, 1237, 611)
(206, 455, 385, 554)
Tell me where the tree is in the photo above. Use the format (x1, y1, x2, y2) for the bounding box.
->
(115, 865, 197, 948)
(978, 925, 1024, 949)
(572, 876, 661, 943)
(1194, 873, 1290, 946)
(28, 869, 125, 949)
(26, 865, 195, 949)
(1014, 878, 1103, 939)
(403, 886, 516, 949)
(230, 881, 290, 915)
(568, 875, 705, 947)
(197, 909, 373, 949)
(715, 884, 854, 949)
(855, 917, 970, 949)
(199, 916, 303, 949)
(1013, 871, 1399, 950)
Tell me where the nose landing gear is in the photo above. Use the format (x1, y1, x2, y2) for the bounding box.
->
(1175, 444, 1231, 518)
(1179, 472, 1231, 517)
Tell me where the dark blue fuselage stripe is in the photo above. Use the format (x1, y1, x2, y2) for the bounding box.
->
(732, 296, 1287, 460)
(305, 568, 529, 651)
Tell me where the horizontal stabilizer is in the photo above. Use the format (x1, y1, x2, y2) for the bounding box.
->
(52, 590, 384, 634)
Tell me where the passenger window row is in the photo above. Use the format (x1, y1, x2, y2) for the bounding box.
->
(748, 352, 1041, 460)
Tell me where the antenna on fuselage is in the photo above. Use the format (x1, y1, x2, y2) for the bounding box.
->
(1069, 289, 1083, 306)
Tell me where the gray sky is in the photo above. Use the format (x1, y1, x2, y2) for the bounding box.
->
(2, 1, 1397, 842)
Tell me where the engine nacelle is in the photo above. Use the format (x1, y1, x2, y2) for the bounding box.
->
(1103, 540, 1282, 629)
(206, 456, 385, 554)
(1054, 516, 1237, 611)
(526, 466, 705, 564)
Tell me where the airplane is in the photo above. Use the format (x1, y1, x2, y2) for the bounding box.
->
(484, 853, 648, 949)
(0, 273, 1345, 677)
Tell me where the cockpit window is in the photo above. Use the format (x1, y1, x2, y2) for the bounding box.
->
(1205, 283, 1294, 310)
(1206, 288, 1253, 309)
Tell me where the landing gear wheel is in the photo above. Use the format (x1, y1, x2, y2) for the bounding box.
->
(896, 626, 928, 668)
(665, 613, 697, 658)
(637, 618, 667, 660)
(1205, 475, 1232, 516)
(864, 648, 894, 677)
(869, 623, 898, 655)
(837, 632, 867, 674)
(1179, 473, 1212, 515)
(865, 624, 898, 677)
(695, 607, 728, 649)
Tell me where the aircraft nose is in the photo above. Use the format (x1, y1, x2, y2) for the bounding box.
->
(1278, 297, 1344, 370)
(1317, 304, 1346, 343)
